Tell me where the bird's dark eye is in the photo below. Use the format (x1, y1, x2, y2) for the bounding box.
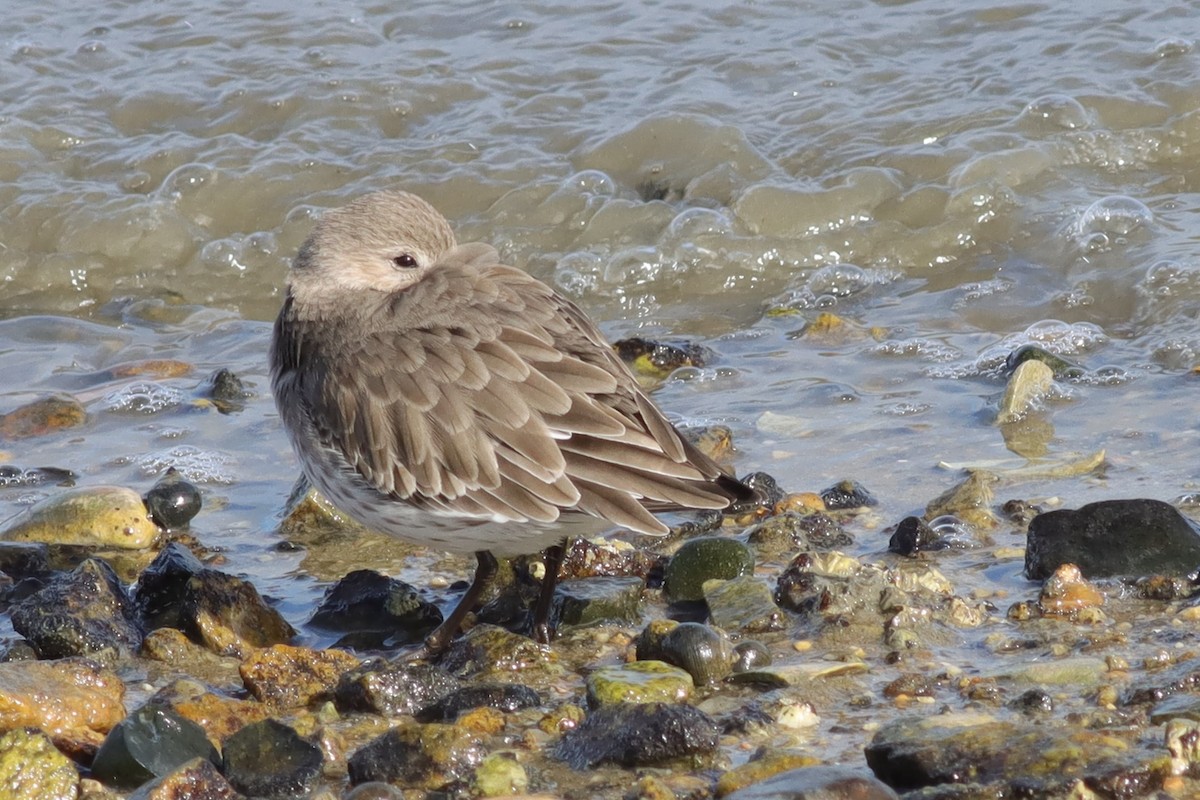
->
(392, 254, 419, 269)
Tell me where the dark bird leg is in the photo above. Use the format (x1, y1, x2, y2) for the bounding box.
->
(424, 550, 498, 654)
(530, 540, 566, 644)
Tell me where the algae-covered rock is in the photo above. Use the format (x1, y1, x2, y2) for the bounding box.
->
(239, 643, 361, 709)
(703, 576, 786, 634)
(0, 728, 79, 800)
(1, 486, 159, 549)
(663, 536, 754, 603)
(587, 661, 694, 707)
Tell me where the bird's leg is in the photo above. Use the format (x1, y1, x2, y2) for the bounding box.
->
(530, 540, 566, 644)
(424, 550, 498, 654)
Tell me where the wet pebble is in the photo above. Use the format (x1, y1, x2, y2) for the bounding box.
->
(1026, 498, 1200, 579)
(179, 568, 297, 658)
(613, 336, 710, 379)
(997, 358, 1053, 423)
(1, 485, 160, 550)
(1037, 563, 1105, 617)
(924, 471, 1000, 530)
(659, 622, 735, 685)
(147, 679, 270, 744)
(732, 640, 772, 673)
(416, 683, 541, 722)
(133, 542, 206, 631)
(0, 465, 74, 488)
(0, 657, 126, 755)
(335, 660, 461, 717)
(555, 702, 719, 769)
(439, 625, 564, 683)
(221, 719, 323, 799)
(704, 575, 786, 634)
(0, 542, 50, 583)
(239, 643, 361, 709)
(663, 536, 755, 604)
(1005, 343, 1085, 379)
(554, 575, 645, 629)
(307, 569, 442, 647)
(10, 557, 142, 663)
(746, 512, 852, 557)
(142, 468, 202, 530)
(587, 660, 694, 707)
(472, 752, 528, 797)
(888, 515, 981, 555)
(723, 764, 900, 800)
(820, 479, 877, 510)
(0, 728, 79, 800)
(0, 395, 87, 438)
(199, 368, 250, 414)
(347, 723, 484, 790)
(125, 757, 239, 800)
(90, 704, 218, 788)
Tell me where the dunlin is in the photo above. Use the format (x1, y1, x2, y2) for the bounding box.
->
(270, 190, 753, 651)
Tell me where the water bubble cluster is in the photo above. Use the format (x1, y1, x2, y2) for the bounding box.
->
(138, 445, 236, 484)
(102, 382, 184, 414)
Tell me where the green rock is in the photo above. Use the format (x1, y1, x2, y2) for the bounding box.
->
(91, 704, 219, 787)
(472, 752, 528, 797)
(703, 576, 786, 634)
(586, 660, 694, 707)
(663, 536, 754, 603)
(1, 486, 159, 549)
(556, 577, 645, 628)
(0, 728, 79, 800)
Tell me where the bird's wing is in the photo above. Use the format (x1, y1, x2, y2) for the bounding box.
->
(315, 245, 744, 535)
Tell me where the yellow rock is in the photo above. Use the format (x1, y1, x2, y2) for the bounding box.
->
(1, 486, 159, 549)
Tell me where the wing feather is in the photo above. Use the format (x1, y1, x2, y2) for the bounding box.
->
(301, 244, 747, 534)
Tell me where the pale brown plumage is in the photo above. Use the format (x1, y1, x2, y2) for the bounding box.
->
(270, 190, 752, 650)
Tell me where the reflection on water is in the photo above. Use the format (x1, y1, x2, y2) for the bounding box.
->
(1, 0, 1199, 661)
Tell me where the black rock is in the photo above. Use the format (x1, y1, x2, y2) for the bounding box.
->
(91, 704, 219, 788)
(821, 479, 877, 510)
(888, 516, 940, 556)
(0, 542, 51, 582)
(221, 719, 322, 799)
(142, 469, 202, 530)
(335, 660, 462, 717)
(723, 765, 900, 800)
(612, 337, 710, 373)
(179, 568, 297, 654)
(346, 724, 484, 788)
(0, 465, 75, 488)
(775, 553, 847, 616)
(200, 368, 251, 414)
(1025, 498, 1200, 580)
(415, 683, 542, 722)
(10, 557, 142, 662)
(555, 702, 719, 769)
(735, 471, 786, 510)
(134, 542, 207, 630)
(308, 569, 442, 646)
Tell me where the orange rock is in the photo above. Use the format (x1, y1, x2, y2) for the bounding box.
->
(239, 644, 361, 709)
(0, 658, 125, 752)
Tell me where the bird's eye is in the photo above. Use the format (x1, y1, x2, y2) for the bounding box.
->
(392, 254, 419, 269)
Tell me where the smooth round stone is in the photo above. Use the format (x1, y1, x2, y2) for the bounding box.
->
(142, 468, 202, 530)
(658, 622, 734, 686)
(663, 536, 754, 603)
(586, 660, 694, 707)
(1, 486, 159, 549)
(91, 704, 218, 788)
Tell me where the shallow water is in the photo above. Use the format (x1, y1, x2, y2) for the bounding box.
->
(3, 0, 1200, 771)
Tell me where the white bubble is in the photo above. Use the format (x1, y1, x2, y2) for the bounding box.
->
(1074, 195, 1153, 240)
(138, 445, 236, 484)
(808, 263, 869, 298)
(1021, 94, 1089, 130)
